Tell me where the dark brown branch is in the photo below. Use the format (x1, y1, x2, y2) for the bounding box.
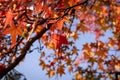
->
(115, 72, 120, 80)
(57, 0, 88, 10)
(48, 0, 89, 21)
(24, 10, 35, 22)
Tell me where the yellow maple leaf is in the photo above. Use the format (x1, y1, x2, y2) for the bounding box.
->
(75, 73, 81, 80)
(47, 70, 55, 77)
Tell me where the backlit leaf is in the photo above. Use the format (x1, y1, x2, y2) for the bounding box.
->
(47, 70, 55, 77)
(34, 0, 43, 13)
(4, 26, 22, 46)
(49, 33, 68, 49)
(57, 20, 64, 31)
(4, 9, 14, 29)
(75, 73, 81, 80)
(57, 65, 65, 77)
(73, 33, 79, 41)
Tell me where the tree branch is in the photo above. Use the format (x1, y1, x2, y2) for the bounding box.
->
(0, 22, 50, 79)
(57, 0, 88, 10)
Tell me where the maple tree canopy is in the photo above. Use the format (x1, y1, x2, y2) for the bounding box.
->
(0, 0, 120, 80)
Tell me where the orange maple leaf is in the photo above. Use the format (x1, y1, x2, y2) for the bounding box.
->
(34, 0, 43, 13)
(4, 9, 14, 29)
(57, 20, 64, 31)
(50, 34, 68, 49)
(4, 26, 22, 46)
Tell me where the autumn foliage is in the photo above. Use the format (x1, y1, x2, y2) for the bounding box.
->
(0, 0, 120, 80)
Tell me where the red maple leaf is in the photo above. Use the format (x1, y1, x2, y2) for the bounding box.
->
(4, 25, 22, 46)
(50, 33, 68, 49)
(4, 9, 14, 29)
